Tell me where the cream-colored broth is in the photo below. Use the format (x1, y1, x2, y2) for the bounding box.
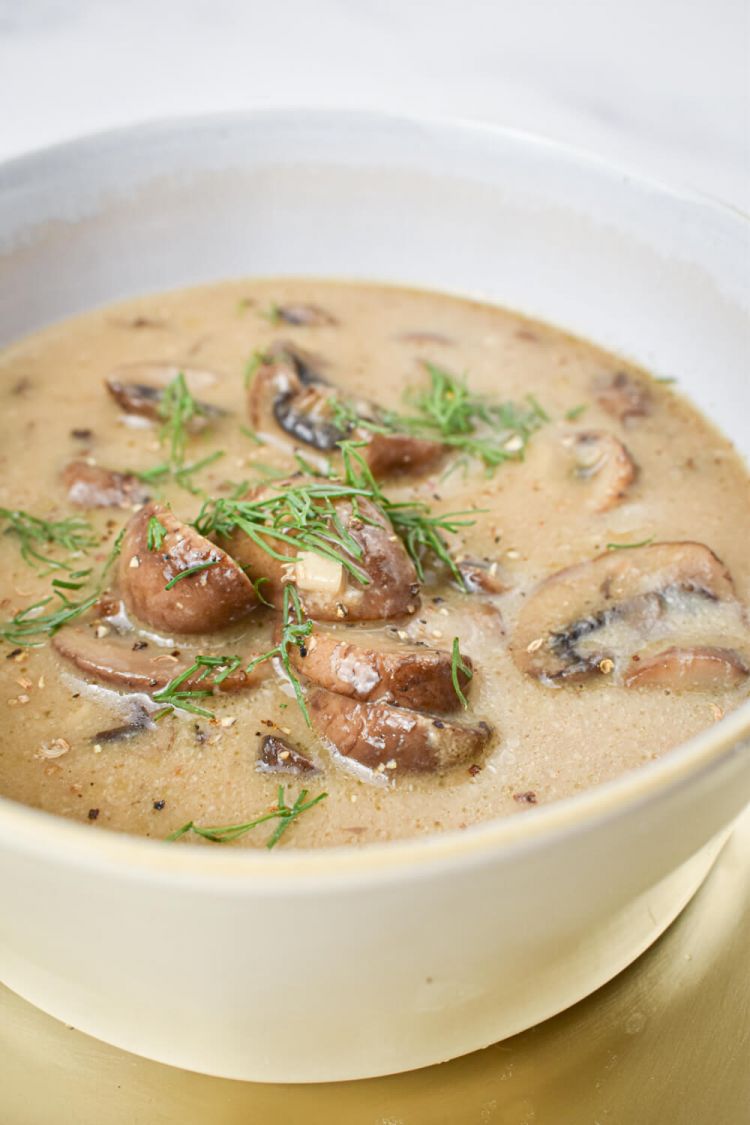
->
(0, 279, 748, 847)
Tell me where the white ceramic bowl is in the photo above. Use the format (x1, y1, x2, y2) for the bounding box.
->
(0, 111, 748, 1083)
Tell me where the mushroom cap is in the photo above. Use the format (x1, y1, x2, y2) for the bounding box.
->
(564, 430, 637, 512)
(220, 481, 420, 621)
(285, 625, 472, 711)
(61, 460, 151, 509)
(511, 541, 749, 687)
(309, 687, 492, 773)
(106, 364, 224, 424)
(624, 645, 749, 689)
(593, 371, 651, 424)
(118, 502, 259, 634)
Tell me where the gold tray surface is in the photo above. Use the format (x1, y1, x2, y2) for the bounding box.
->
(2, 808, 749, 1125)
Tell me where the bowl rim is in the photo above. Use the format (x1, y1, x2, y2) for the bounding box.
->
(1, 106, 748, 887)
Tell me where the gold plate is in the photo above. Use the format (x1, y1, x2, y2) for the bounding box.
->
(2, 808, 749, 1125)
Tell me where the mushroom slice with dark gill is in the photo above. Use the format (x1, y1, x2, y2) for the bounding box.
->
(118, 502, 259, 634)
(53, 625, 266, 693)
(285, 625, 472, 711)
(61, 460, 150, 509)
(309, 687, 492, 773)
(511, 541, 750, 690)
(563, 430, 637, 512)
(593, 371, 651, 424)
(257, 734, 320, 775)
(106, 364, 224, 424)
(247, 343, 444, 477)
(457, 557, 510, 594)
(220, 479, 421, 621)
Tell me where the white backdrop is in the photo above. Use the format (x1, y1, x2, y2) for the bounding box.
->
(0, 0, 748, 208)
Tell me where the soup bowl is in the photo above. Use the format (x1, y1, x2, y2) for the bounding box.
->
(0, 110, 748, 1083)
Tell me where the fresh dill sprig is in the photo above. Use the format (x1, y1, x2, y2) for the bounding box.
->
(158, 371, 208, 466)
(0, 527, 125, 647)
(451, 637, 472, 710)
(245, 585, 314, 724)
(401, 363, 549, 471)
(152, 654, 243, 719)
(163, 560, 221, 591)
(565, 404, 588, 421)
(0, 507, 97, 571)
(134, 450, 226, 497)
(166, 785, 328, 848)
(146, 515, 167, 551)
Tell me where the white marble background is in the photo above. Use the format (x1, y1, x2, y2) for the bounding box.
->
(0, 0, 748, 208)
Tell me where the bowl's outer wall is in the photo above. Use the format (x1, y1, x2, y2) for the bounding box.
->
(0, 113, 749, 1081)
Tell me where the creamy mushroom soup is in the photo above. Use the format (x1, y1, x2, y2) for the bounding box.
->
(0, 280, 748, 848)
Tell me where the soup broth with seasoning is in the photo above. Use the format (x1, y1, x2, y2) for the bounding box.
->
(0, 279, 748, 848)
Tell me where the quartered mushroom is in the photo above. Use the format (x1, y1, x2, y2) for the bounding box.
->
(308, 687, 492, 772)
(247, 342, 445, 477)
(593, 371, 651, 424)
(563, 430, 637, 512)
(61, 460, 150, 509)
(511, 541, 750, 690)
(257, 734, 320, 775)
(221, 481, 421, 621)
(53, 625, 267, 693)
(285, 626, 472, 711)
(106, 364, 224, 424)
(118, 502, 259, 634)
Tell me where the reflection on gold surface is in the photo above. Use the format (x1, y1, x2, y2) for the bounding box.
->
(2, 809, 749, 1125)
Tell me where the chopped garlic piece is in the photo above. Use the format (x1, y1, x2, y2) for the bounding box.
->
(295, 551, 344, 595)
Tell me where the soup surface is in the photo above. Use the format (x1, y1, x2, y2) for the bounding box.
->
(0, 279, 748, 848)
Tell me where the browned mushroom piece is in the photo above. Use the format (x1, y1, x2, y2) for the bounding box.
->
(247, 343, 445, 478)
(271, 304, 338, 327)
(564, 431, 638, 512)
(257, 734, 320, 775)
(285, 625, 472, 711)
(221, 481, 420, 621)
(623, 646, 749, 689)
(593, 371, 651, 424)
(52, 625, 267, 693)
(511, 541, 750, 690)
(61, 460, 151, 509)
(106, 363, 224, 424)
(118, 502, 259, 634)
(457, 557, 510, 594)
(309, 687, 492, 773)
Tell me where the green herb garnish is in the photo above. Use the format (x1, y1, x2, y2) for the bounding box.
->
(606, 537, 655, 551)
(151, 654, 243, 719)
(166, 785, 328, 848)
(450, 637, 472, 709)
(0, 528, 125, 647)
(243, 350, 268, 390)
(163, 560, 220, 591)
(158, 371, 208, 466)
(146, 515, 167, 551)
(245, 585, 314, 724)
(565, 404, 588, 421)
(0, 507, 96, 571)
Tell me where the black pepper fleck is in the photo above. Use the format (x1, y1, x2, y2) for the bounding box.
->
(153, 800, 165, 811)
(87, 808, 100, 820)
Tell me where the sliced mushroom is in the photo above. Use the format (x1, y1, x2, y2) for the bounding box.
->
(257, 734, 319, 775)
(593, 371, 650, 424)
(309, 687, 492, 772)
(623, 646, 749, 689)
(106, 364, 224, 424)
(221, 481, 420, 621)
(457, 557, 510, 594)
(564, 430, 637, 512)
(285, 626, 472, 711)
(118, 502, 258, 634)
(511, 541, 750, 689)
(53, 625, 264, 693)
(61, 460, 150, 509)
(247, 344, 444, 477)
(272, 304, 337, 327)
